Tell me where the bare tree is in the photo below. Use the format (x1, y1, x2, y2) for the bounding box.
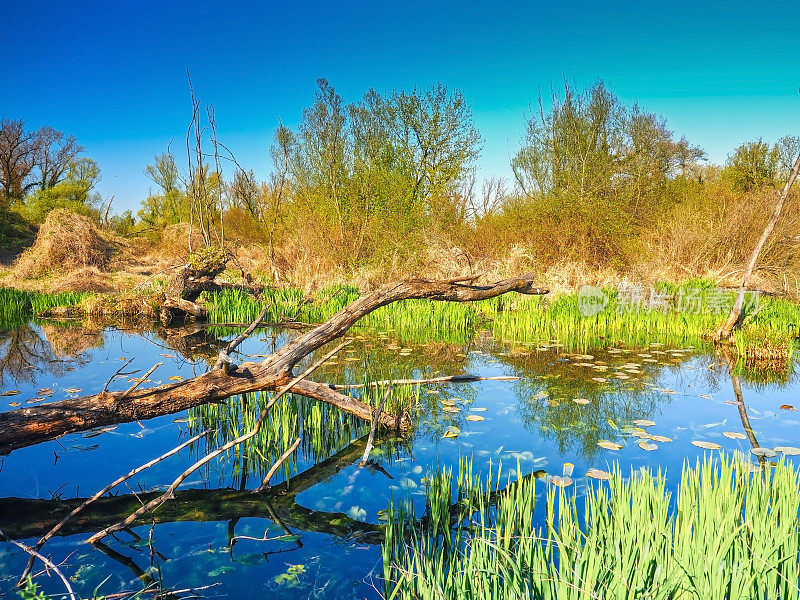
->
(33, 126, 83, 191)
(0, 118, 39, 203)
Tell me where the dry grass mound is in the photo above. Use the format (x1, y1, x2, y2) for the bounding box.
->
(14, 209, 114, 278)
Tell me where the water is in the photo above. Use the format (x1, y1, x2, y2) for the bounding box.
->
(0, 321, 798, 598)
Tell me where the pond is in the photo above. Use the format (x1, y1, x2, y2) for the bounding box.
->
(0, 318, 798, 599)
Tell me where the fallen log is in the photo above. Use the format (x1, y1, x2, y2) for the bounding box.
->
(0, 274, 547, 454)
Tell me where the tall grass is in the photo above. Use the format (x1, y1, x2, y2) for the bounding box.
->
(0, 287, 87, 326)
(188, 382, 418, 485)
(383, 454, 800, 599)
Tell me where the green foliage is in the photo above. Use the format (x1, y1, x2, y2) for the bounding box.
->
(723, 138, 780, 191)
(384, 455, 800, 599)
(22, 158, 102, 222)
(0, 288, 88, 326)
(279, 79, 481, 265)
(17, 577, 47, 600)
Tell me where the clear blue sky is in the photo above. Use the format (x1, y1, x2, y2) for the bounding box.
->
(3, 0, 799, 213)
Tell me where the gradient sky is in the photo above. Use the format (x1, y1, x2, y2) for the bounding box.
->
(3, 0, 799, 213)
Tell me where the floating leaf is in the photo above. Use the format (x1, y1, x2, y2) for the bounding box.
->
(63, 388, 82, 394)
(751, 447, 777, 458)
(774, 446, 800, 456)
(591, 377, 608, 383)
(470, 407, 488, 412)
(650, 435, 672, 443)
(780, 404, 797, 411)
(587, 468, 611, 480)
(442, 427, 460, 439)
(722, 431, 747, 440)
(572, 398, 590, 405)
(699, 394, 713, 400)
(691, 441, 721, 450)
(724, 400, 743, 406)
(466, 414, 484, 422)
(549, 475, 573, 487)
(25, 397, 45, 404)
(168, 376, 183, 381)
(598, 440, 623, 451)
(638, 441, 658, 451)
(441, 406, 460, 413)
(8, 402, 20, 407)
(173, 417, 189, 423)
(1, 390, 20, 396)
(633, 419, 656, 427)
(37, 388, 54, 396)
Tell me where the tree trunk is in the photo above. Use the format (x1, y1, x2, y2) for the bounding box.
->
(0, 273, 547, 454)
(715, 152, 800, 340)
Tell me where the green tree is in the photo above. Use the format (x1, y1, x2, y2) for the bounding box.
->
(23, 157, 102, 222)
(139, 151, 189, 227)
(722, 139, 779, 191)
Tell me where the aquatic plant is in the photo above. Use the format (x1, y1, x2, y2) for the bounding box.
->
(0, 287, 87, 326)
(383, 454, 800, 599)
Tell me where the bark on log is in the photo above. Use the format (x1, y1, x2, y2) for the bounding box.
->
(0, 273, 547, 454)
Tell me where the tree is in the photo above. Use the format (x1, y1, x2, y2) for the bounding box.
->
(24, 158, 102, 222)
(32, 126, 83, 191)
(139, 151, 188, 227)
(723, 139, 779, 191)
(0, 118, 39, 204)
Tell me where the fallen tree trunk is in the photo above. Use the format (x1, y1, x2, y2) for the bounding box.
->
(0, 274, 547, 454)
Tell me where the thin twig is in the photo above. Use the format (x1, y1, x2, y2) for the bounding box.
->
(333, 374, 519, 390)
(254, 437, 301, 492)
(1, 528, 78, 600)
(214, 305, 270, 370)
(87, 340, 352, 543)
(359, 387, 392, 467)
(120, 363, 163, 399)
(17, 430, 212, 584)
(103, 358, 135, 393)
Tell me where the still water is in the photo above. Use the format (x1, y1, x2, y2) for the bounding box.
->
(0, 321, 798, 598)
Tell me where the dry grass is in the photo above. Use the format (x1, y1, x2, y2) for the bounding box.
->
(13, 209, 114, 278)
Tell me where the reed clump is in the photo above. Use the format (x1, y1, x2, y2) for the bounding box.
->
(383, 454, 800, 599)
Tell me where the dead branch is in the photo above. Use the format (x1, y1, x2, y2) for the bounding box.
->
(214, 304, 270, 371)
(359, 387, 392, 467)
(716, 151, 800, 339)
(17, 430, 212, 584)
(333, 374, 520, 390)
(87, 340, 351, 543)
(0, 528, 78, 600)
(254, 437, 301, 492)
(0, 274, 547, 453)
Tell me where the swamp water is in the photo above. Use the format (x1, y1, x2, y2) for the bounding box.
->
(0, 319, 798, 599)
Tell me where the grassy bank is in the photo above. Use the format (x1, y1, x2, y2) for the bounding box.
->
(383, 454, 800, 599)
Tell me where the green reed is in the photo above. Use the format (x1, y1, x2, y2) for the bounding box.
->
(0, 287, 87, 326)
(188, 381, 418, 485)
(383, 454, 800, 599)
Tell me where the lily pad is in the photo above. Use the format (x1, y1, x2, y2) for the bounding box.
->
(633, 419, 656, 427)
(722, 431, 747, 440)
(751, 447, 777, 458)
(691, 441, 721, 450)
(638, 441, 658, 451)
(649, 435, 672, 443)
(572, 398, 591, 405)
(466, 414, 484, 422)
(774, 446, 800, 455)
(587, 468, 611, 480)
(597, 440, 623, 451)
(1, 390, 21, 396)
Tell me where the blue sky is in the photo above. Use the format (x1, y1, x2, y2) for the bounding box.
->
(3, 1, 799, 213)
